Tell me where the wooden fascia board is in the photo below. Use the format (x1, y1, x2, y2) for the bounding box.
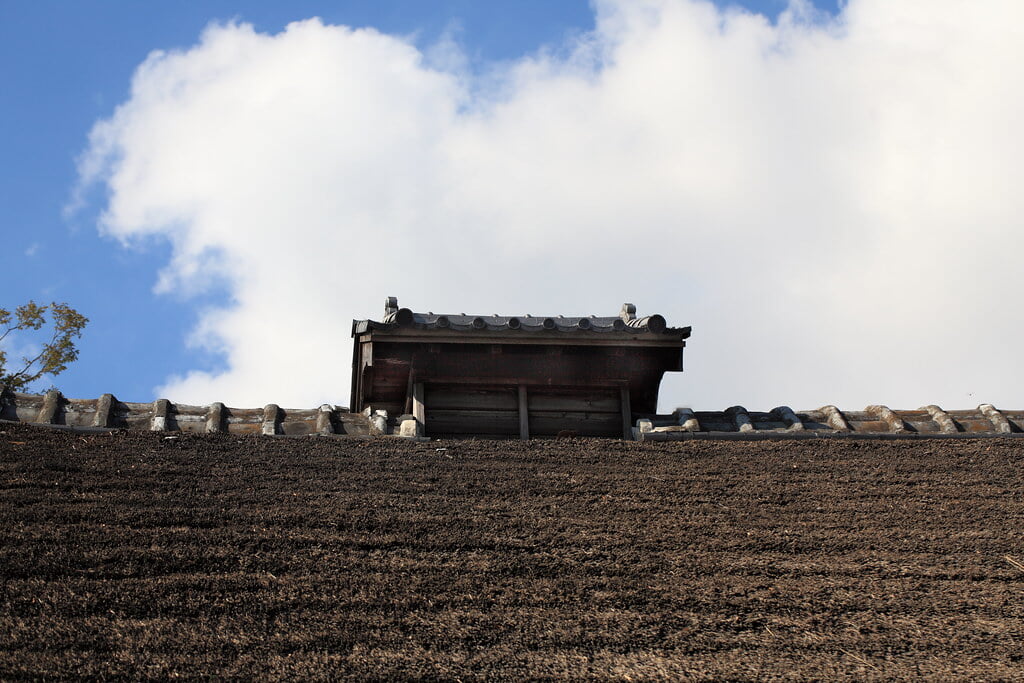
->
(359, 330, 687, 349)
(410, 376, 633, 387)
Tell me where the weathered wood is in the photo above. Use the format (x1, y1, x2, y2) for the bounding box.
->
(620, 387, 632, 440)
(206, 402, 226, 433)
(350, 300, 690, 428)
(360, 331, 686, 349)
(404, 368, 414, 415)
(262, 404, 280, 435)
(979, 404, 1012, 434)
(528, 392, 620, 413)
(412, 383, 425, 437)
(94, 393, 115, 428)
(37, 390, 63, 425)
(866, 405, 906, 433)
(414, 375, 632, 388)
(923, 405, 957, 433)
(427, 409, 519, 435)
(316, 404, 335, 435)
(368, 401, 404, 420)
(426, 387, 517, 411)
(518, 386, 529, 440)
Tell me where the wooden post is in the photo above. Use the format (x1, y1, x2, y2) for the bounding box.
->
(518, 385, 529, 440)
(404, 369, 414, 416)
(412, 382, 425, 437)
(620, 387, 632, 440)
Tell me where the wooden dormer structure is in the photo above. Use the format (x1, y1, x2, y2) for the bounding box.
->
(351, 297, 691, 439)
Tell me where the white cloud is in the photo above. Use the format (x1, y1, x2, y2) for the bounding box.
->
(75, 0, 1024, 411)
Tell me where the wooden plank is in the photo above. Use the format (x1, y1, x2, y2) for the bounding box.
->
(426, 409, 518, 435)
(621, 387, 632, 440)
(413, 382, 425, 436)
(425, 387, 518, 411)
(527, 392, 620, 413)
(518, 386, 529, 440)
(358, 365, 374, 411)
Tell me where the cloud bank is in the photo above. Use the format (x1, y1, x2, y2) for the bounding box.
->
(77, 0, 1024, 410)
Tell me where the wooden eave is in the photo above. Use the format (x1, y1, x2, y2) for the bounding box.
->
(355, 327, 688, 349)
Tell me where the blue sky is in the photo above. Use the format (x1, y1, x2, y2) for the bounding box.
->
(4, 0, 1019, 411)
(1, 1, 595, 399)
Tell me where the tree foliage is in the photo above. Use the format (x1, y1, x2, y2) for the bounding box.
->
(0, 301, 89, 391)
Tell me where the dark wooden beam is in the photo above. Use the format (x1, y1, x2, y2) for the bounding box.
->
(518, 386, 529, 441)
(410, 376, 630, 387)
(362, 330, 687, 349)
(620, 387, 632, 440)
